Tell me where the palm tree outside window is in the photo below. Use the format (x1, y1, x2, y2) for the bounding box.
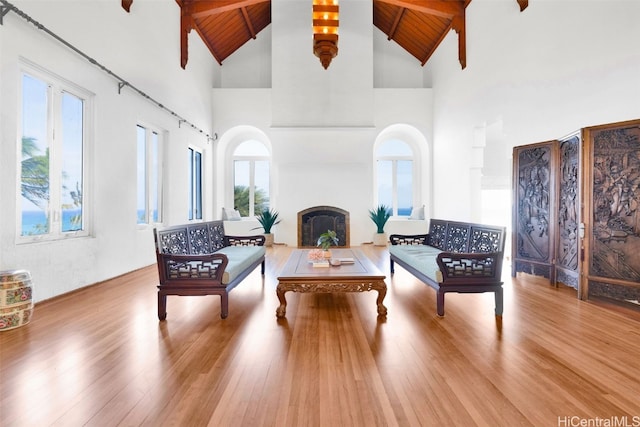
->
(233, 140, 271, 217)
(20, 67, 91, 241)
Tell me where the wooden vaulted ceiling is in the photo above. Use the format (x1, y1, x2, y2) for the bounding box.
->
(123, 0, 528, 69)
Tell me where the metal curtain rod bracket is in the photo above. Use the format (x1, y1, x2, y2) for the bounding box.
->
(0, 4, 10, 25)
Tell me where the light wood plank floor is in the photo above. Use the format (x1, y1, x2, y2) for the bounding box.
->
(1, 245, 640, 426)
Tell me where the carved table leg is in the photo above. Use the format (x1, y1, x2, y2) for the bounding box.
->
(373, 281, 387, 316)
(276, 283, 287, 318)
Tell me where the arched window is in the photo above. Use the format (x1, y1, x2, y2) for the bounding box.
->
(232, 140, 270, 217)
(375, 139, 414, 216)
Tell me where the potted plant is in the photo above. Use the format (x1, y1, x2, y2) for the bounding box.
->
(368, 204, 391, 246)
(317, 229, 338, 258)
(254, 208, 281, 247)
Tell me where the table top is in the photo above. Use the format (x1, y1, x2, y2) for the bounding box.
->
(277, 248, 385, 281)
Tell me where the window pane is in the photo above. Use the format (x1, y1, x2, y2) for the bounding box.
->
(397, 160, 413, 216)
(194, 150, 202, 220)
(136, 125, 146, 224)
(377, 139, 412, 156)
(61, 92, 84, 232)
(234, 160, 250, 216)
(254, 160, 270, 213)
(150, 132, 159, 223)
(377, 160, 393, 208)
(21, 74, 50, 236)
(234, 140, 269, 156)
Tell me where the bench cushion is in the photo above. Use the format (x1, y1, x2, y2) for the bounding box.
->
(216, 246, 266, 284)
(389, 245, 443, 283)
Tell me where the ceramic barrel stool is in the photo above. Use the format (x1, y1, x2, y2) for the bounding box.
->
(0, 270, 34, 331)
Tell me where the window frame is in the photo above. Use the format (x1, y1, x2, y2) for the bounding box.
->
(188, 146, 203, 221)
(375, 139, 416, 217)
(231, 140, 271, 218)
(17, 61, 94, 243)
(136, 123, 164, 226)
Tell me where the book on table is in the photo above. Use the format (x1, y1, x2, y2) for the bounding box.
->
(312, 261, 330, 268)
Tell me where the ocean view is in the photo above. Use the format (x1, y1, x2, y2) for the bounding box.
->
(22, 210, 82, 235)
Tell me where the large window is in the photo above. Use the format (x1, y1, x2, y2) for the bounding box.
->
(137, 125, 162, 225)
(19, 68, 91, 241)
(233, 140, 270, 217)
(376, 139, 414, 216)
(188, 147, 202, 221)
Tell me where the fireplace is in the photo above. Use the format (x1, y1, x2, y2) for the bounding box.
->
(298, 206, 350, 247)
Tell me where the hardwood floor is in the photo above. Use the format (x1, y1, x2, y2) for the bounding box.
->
(1, 245, 640, 426)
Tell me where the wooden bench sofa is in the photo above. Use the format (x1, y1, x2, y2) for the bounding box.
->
(389, 219, 506, 317)
(154, 220, 265, 320)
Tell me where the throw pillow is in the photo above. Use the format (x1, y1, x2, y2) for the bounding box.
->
(222, 207, 242, 221)
(409, 205, 425, 220)
(228, 209, 241, 221)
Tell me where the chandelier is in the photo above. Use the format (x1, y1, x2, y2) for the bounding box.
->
(312, 0, 339, 69)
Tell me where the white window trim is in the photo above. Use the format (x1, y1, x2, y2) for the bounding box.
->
(16, 59, 94, 244)
(375, 153, 417, 218)
(231, 148, 271, 218)
(136, 122, 165, 228)
(189, 145, 203, 221)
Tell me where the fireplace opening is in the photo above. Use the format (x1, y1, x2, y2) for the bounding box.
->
(298, 206, 350, 248)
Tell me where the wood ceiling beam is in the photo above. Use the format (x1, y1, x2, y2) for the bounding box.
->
(121, 0, 133, 12)
(387, 7, 405, 41)
(415, 5, 466, 69)
(180, 2, 194, 69)
(241, 7, 257, 39)
(517, 0, 528, 11)
(452, 12, 466, 69)
(183, 0, 269, 18)
(419, 21, 449, 66)
(376, 0, 464, 18)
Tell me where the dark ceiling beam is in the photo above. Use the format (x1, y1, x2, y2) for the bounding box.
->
(178, 0, 228, 68)
(179, 2, 193, 69)
(121, 0, 132, 12)
(387, 7, 405, 41)
(419, 20, 449, 66)
(193, 25, 224, 65)
(517, 0, 528, 11)
(376, 0, 464, 18)
(451, 13, 466, 69)
(241, 7, 256, 39)
(187, 0, 269, 18)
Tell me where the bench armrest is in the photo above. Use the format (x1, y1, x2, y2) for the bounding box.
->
(224, 234, 266, 247)
(436, 252, 503, 285)
(389, 234, 429, 245)
(156, 252, 229, 286)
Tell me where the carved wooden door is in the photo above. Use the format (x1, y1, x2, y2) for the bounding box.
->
(512, 141, 558, 282)
(581, 119, 640, 304)
(555, 133, 581, 290)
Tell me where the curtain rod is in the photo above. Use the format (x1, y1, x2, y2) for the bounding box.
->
(0, 0, 214, 141)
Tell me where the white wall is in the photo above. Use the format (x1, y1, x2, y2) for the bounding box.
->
(428, 0, 640, 222)
(0, 0, 216, 301)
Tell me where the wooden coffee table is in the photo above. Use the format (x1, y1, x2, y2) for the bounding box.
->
(276, 248, 387, 318)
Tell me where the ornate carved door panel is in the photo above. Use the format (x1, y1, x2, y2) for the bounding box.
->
(582, 119, 640, 305)
(556, 133, 581, 290)
(512, 141, 558, 282)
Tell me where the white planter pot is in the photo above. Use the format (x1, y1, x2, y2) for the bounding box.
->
(373, 232, 388, 246)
